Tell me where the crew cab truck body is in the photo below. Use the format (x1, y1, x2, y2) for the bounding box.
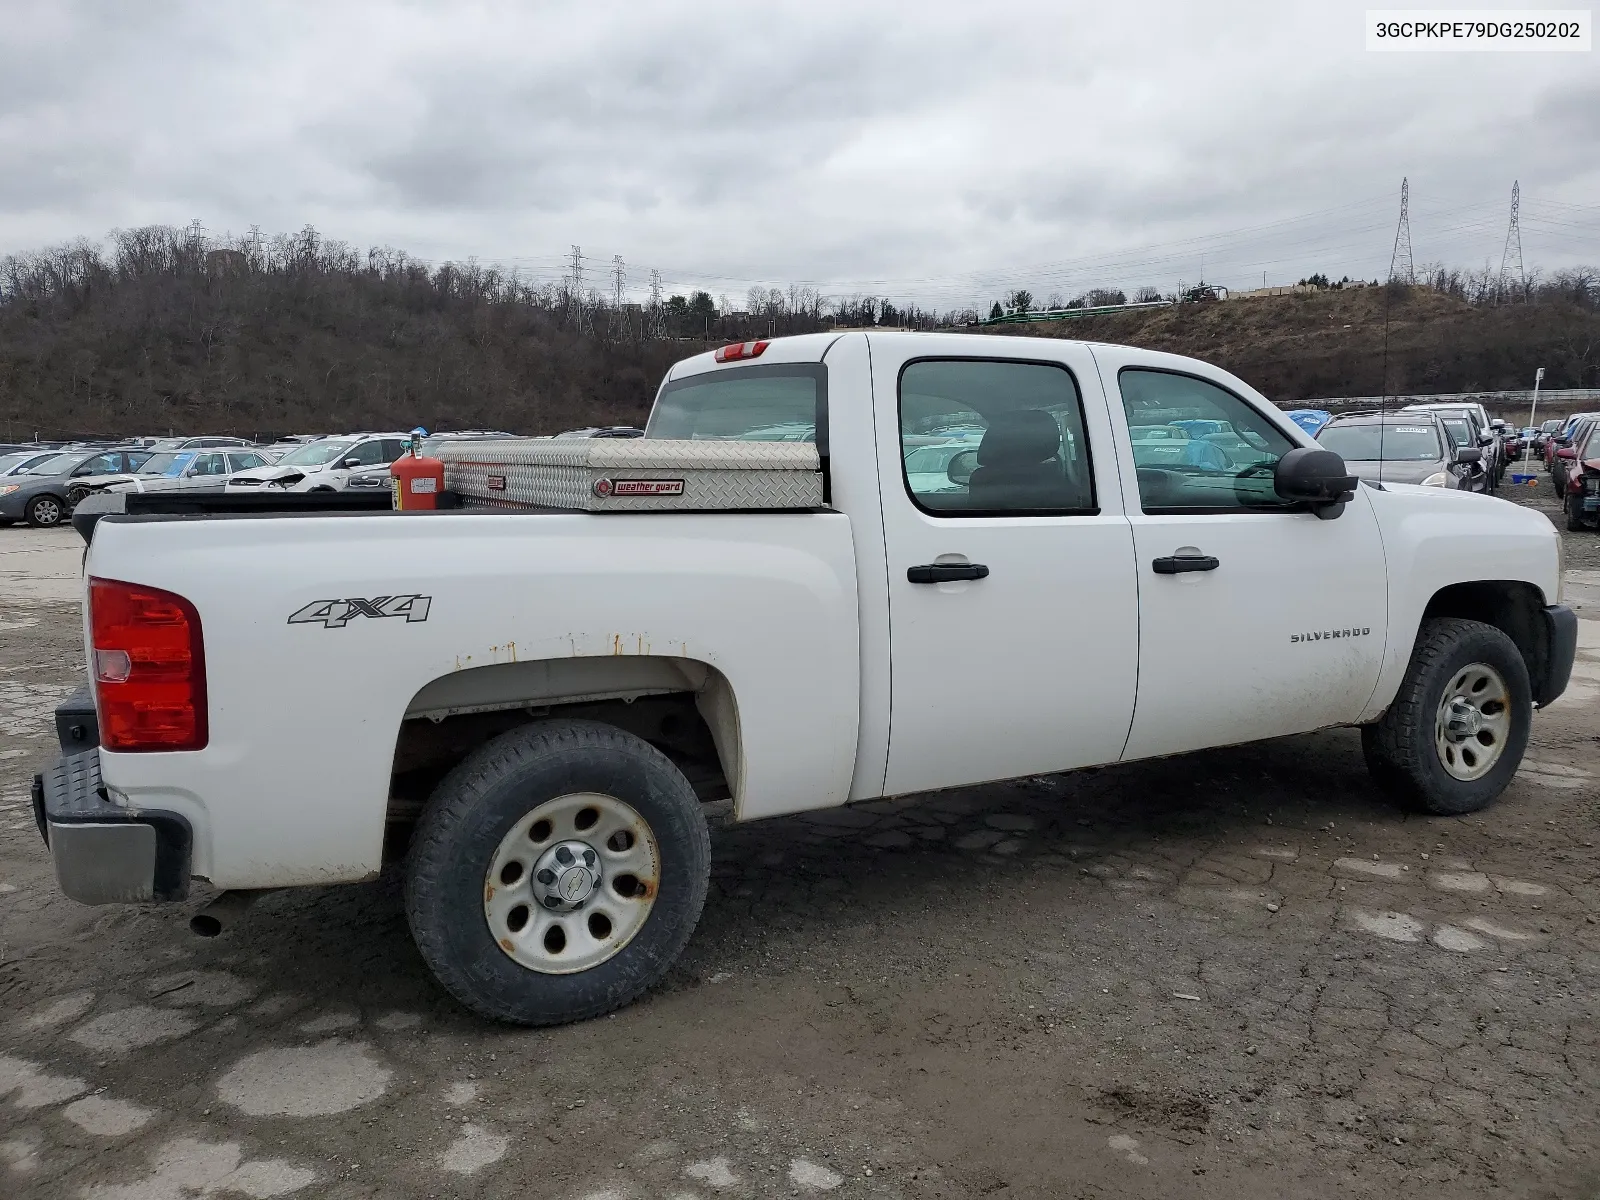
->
(38, 332, 1577, 1025)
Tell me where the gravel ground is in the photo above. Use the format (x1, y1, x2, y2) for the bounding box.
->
(1, 486, 1598, 1200)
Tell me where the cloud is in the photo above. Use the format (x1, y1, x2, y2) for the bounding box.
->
(0, 0, 1595, 308)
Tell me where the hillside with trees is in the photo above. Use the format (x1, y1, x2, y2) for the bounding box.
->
(1, 223, 1596, 438)
(991, 279, 1600, 404)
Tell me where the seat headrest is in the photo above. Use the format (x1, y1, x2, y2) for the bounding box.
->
(977, 410, 1060, 467)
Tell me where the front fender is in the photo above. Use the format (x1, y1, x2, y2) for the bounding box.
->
(1359, 485, 1561, 722)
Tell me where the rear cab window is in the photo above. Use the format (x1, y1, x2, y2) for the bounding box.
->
(647, 364, 826, 444)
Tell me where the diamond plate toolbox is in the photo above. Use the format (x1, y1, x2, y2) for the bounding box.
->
(437, 439, 824, 511)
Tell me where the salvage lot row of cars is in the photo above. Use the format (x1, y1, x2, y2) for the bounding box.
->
(0, 426, 647, 527)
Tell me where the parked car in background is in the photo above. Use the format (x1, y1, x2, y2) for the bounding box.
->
(1402, 403, 1501, 489)
(1284, 409, 1333, 437)
(0, 446, 153, 527)
(1547, 413, 1596, 470)
(553, 426, 646, 439)
(1, 449, 70, 478)
(1552, 415, 1597, 498)
(1315, 412, 1483, 490)
(1537, 419, 1564, 458)
(1560, 421, 1600, 532)
(343, 431, 521, 493)
(226, 433, 410, 492)
(75, 449, 274, 503)
(144, 436, 261, 453)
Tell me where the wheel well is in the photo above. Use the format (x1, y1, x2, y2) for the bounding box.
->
(385, 659, 740, 848)
(1422, 581, 1550, 695)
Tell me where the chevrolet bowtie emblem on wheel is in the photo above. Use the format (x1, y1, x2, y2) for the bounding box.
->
(287, 595, 432, 628)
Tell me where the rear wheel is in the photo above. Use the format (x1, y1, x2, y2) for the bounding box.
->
(1567, 495, 1588, 532)
(1362, 618, 1530, 815)
(25, 494, 65, 528)
(405, 718, 710, 1025)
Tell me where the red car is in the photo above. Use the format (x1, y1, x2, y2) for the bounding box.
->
(1563, 422, 1600, 531)
(1552, 415, 1597, 496)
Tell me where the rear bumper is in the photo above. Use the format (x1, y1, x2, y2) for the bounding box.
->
(33, 749, 192, 904)
(1535, 604, 1579, 709)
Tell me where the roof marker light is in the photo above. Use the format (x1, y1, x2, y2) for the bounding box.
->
(714, 340, 769, 364)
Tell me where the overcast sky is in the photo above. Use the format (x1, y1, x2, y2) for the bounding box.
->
(2, 0, 1596, 309)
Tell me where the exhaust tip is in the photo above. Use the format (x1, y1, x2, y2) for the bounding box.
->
(190, 913, 223, 938)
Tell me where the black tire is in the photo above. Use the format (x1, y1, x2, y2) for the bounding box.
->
(1361, 617, 1531, 816)
(405, 718, 711, 1025)
(1567, 495, 1587, 532)
(25, 494, 66, 528)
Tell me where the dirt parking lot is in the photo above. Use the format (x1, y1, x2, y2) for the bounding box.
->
(2, 484, 1598, 1200)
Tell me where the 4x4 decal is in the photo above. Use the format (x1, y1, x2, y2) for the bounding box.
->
(288, 595, 431, 629)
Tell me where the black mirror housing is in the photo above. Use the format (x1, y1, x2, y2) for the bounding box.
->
(946, 449, 978, 487)
(1275, 447, 1357, 511)
(1455, 446, 1483, 464)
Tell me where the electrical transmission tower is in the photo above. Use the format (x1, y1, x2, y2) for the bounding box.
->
(567, 245, 587, 334)
(1498, 180, 1524, 299)
(609, 255, 629, 340)
(647, 269, 665, 339)
(1387, 177, 1414, 284)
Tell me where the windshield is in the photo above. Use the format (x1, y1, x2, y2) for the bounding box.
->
(647, 367, 822, 441)
(274, 440, 356, 467)
(137, 452, 194, 476)
(25, 453, 78, 475)
(1318, 423, 1442, 462)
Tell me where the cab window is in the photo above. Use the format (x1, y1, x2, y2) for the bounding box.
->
(898, 359, 1094, 515)
(1118, 369, 1295, 512)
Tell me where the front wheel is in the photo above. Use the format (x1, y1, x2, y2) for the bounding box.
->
(26, 494, 65, 528)
(1362, 618, 1531, 815)
(405, 718, 710, 1025)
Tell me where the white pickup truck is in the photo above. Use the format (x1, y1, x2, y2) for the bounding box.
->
(36, 332, 1577, 1026)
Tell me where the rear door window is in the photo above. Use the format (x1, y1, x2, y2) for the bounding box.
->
(897, 359, 1095, 515)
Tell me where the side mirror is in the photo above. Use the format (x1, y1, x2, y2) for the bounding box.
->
(947, 449, 978, 487)
(342, 457, 362, 469)
(1274, 447, 1356, 518)
(1455, 446, 1482, 464)
(1478, 432, 1495, 446)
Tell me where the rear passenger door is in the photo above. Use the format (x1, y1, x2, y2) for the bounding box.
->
(871, 336, 1140, 796)
(1097, 351, 1389, 761)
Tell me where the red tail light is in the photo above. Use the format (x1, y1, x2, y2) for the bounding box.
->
(714, 340, 769, 363)
(90, 577, 207, 751)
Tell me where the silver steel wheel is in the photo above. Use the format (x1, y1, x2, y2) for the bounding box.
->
(29, 497, 62, 526)
(1434, 661, 1511, 782)
(483, 792, 659, 975)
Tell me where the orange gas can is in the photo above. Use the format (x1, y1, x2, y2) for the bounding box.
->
(391, 451, 446, 510)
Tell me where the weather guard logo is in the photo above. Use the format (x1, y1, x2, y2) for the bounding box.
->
(1290, 626, 1371, 644)
(288, 595, 432, 629)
